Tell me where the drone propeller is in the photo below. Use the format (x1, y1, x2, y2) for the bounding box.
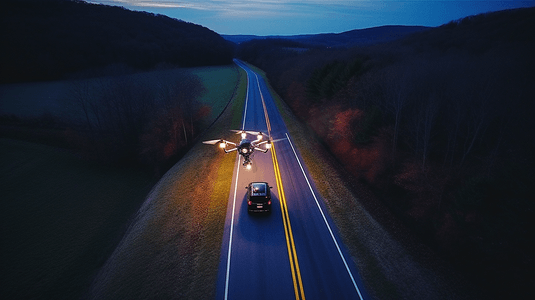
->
(256, 137, 286, 146)
(231, 130, 269, 137)
(202, 139, 223, 145)
(245, 130, 268, 137)
(230, 129, 246, 134)
(203, 139, 236, 146)
(230, 129, 249, 139)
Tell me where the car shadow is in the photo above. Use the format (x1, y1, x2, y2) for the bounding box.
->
(235, 193, 285, 245)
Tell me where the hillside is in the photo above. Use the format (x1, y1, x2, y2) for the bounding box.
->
(224, 25, 430, 48)
(237, 7, 535, 299)
(0, 0, 235, 83)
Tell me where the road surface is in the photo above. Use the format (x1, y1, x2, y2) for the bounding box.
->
(215, 60, 369, 300)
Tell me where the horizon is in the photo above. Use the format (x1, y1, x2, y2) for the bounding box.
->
(85, 0, 535, 36)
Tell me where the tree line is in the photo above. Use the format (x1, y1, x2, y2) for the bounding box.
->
(67, 71, 210, 176)
(236, 7, 535, 299)
(1, 0, 235, 83)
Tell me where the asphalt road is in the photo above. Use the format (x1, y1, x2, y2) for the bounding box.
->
(215, 60, 369, 300)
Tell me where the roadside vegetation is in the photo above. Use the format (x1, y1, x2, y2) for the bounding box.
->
(0, 65, 242, 299)
(1, 66, 240, 177)
(237, 7, 535, 299)
(245, 64, 473, 299)
(87, 67, 247, 299)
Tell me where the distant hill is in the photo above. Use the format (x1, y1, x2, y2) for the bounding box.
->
(223, 25, 430, 48)
(0, 0, 235, 83)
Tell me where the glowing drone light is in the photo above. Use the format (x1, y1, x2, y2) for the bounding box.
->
(266, 142, 272, 149)
(242, 148, 248, 154)
(257, 134, 263, 140)
(246, 164, 252, 170)
(219, 142, 226, 149)
(241, 132, 247, 139)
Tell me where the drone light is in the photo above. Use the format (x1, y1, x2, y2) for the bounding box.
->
(242, 148, 248, 154)
(266, 142, 272, 149)
(241, 132, 247, 139)
(246, 164, 252, 170)
(257, 134, 263, 140)
(219, 142, 226, 149)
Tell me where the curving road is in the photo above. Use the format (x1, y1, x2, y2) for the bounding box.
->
(215, 60, 369, 300)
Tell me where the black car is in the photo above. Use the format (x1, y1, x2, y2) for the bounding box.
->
(246, 182, 272, 214)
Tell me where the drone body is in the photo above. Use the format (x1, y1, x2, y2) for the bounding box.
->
(203, 130, 271, 169)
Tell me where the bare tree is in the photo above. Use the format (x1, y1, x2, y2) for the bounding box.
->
(379, 63, 412, 158)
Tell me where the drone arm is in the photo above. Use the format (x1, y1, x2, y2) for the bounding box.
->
(224, 148, 238, 153)
(254, 147, 269, 153)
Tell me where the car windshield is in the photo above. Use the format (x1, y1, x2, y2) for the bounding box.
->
(251, 183, 267, 196)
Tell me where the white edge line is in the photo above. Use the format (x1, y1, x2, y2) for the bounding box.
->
(240, 61, 249, 131)
(224, 155, 240, 300)
(226, 60, 250, 300)
(285, 132, 364, 300)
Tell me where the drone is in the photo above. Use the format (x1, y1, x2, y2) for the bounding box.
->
(203, 130, 273, 169)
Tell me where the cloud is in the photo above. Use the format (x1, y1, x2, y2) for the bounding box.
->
(88, 0, 373, 15)
(98, 0, 195, 9)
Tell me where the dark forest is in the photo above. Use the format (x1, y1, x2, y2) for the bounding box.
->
(1, 0, 235, 83)
(237, 7, 535, 299)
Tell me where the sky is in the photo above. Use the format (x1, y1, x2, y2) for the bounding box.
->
(86, 0, 535, 35)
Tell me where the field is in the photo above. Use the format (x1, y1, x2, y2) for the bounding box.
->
(0, 65, 241, 299)
(0, 65, 240, 123)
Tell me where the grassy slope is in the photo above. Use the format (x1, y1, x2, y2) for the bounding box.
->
(0, 65, 241, 299)
(192, 66, 242, 121)
(0, 139, 154, 299)
(87, 67, 246, 299)
(246, 64, 475, 299)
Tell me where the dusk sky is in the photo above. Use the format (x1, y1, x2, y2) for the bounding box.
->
(87, 1, 535, 35)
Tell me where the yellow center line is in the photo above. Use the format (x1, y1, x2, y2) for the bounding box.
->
(272, 145, 306, 300)
(255, 72, 305, 300)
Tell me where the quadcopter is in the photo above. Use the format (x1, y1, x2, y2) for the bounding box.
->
(203, 130, 273, 169)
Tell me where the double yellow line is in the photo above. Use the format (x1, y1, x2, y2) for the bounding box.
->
(255, 73, 305, 300)
(271, 145, 306, 300)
